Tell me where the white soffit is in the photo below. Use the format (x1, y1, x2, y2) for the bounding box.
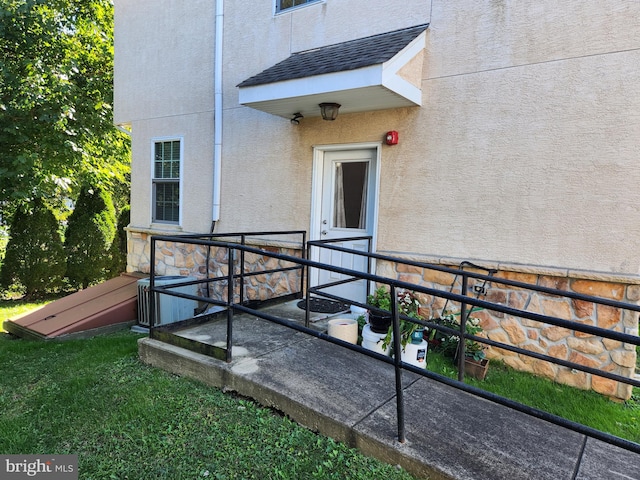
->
(238, 28, 427, 119)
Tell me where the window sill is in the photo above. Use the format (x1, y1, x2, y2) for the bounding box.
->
(275, 0, 324, 16)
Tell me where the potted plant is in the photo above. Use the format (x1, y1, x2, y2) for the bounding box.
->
(366, 286, 393, 333)
(431, 310, 489, 380)
(459, 316, 489, 379)
(392, 289, 425, 349)
(366, 287, 425, 350)
(428, 312, 459, 355)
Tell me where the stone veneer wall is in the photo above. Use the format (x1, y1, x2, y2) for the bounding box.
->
(377, 259, 638, 401)
(127, 230, 303, 305)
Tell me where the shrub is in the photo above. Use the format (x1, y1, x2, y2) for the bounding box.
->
(0, 199, 66, 297)
(65, 185, 116, 289)
(106, 205, 130, 277)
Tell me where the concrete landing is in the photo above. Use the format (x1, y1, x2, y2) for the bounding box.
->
(138, 302, 640, 480)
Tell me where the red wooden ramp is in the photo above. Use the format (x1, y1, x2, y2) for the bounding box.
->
(3, 273, 146, 340)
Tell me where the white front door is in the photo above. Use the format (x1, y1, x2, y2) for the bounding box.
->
(311, 146, 379, 304)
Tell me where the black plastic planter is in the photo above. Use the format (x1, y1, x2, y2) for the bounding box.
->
(369, 313, 392, 334)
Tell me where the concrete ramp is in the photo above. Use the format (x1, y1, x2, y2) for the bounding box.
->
(138, 302, 640, 479)
(3, 273, 145, 340)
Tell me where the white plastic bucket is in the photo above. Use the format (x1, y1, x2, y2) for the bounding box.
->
(350, 305, 369, 323)
(327, 317, 358, 344)
(401, 340, 428, 369)
(362, 324, 391, 356)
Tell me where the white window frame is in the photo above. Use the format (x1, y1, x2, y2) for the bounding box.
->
(275, 0, 323, 14)
(151, 136, 183, 225)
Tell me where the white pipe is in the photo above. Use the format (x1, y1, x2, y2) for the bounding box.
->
(115, 124, 131, 136)
(212, 0, 224, 222)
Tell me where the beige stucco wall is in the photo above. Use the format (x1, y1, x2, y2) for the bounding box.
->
(114, 0, 216, 234)
(428, 1, 640, 78)
(388, 47, 640, 273)
(219, 0, 640, 275)
(127, 113, 214, 233)
(413, 0, 640, 273)
(216, 0, 431, 233)
(114, 0, 215, 124)
(116, 0, 640, 277)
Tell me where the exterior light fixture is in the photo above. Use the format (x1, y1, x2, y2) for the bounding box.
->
(319, 103, 341, 121)
(290, 112, 303, 125)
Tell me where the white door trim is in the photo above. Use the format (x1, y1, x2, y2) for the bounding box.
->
(310, 142, 381, 265)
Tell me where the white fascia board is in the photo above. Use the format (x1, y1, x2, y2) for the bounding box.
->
(381, 73, 422, 106)
(239, 65, 383, 105)
(381, 30, 426, 106)
(384, 29, 427, 76)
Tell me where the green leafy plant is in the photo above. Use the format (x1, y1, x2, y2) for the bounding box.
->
(366, 287, 425, 350)
(0, 198, 66, 298)
(106, 205, 130, 278)
(65, 185, 117, 289)
(367, 286, 392, 312)
(430, 310, 486, 361)
(464, 316, 486, 362)
(0, 0, 130, 224)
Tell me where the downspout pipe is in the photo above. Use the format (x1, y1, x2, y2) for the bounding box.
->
(212, 0, 224, 223)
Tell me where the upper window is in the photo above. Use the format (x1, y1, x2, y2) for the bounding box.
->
(276, 0, 321, 13)
(152, 139, 181, 224)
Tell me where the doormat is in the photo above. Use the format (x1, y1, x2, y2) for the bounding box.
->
(297, 298, 350, 314)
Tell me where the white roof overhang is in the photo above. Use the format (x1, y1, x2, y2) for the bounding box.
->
(237, 28, 426, 119)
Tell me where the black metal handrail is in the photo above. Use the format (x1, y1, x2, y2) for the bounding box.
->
(146, 231, 640, 455)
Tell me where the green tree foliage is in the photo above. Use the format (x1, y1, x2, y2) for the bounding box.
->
(0, 198, 66, 297)
(0, 0, 130, 220)
(106, 204, 130, 277)
(65, 185, 116, 289)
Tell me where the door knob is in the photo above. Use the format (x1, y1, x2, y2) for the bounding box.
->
(322, 230, 327, 235)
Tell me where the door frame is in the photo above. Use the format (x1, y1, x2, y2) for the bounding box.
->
(309, 142, 381, 269)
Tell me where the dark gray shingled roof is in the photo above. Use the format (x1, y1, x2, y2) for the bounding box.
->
(237, 24, 429, 88)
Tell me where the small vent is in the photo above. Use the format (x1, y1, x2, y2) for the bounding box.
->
(137, 276, 198, 326)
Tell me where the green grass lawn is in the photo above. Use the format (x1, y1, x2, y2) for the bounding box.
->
(1, 299, 637, 479)
(426, 350, 640, 443)
(0, 329, 418, 480)
(0, 298, 50, 331)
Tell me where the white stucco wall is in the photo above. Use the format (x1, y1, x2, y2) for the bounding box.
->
(116, 0, 640, 276)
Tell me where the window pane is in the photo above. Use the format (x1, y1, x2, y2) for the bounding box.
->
(153, 139, 181, 223)
(170, 141, 180, 161)
(278, 0, 317, 12)
(333, 161, 368, 229)
(154, 141, 180, 179)
(154, 182, 179, 223)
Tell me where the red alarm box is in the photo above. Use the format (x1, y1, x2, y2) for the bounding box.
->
(385, 130, 399, 145)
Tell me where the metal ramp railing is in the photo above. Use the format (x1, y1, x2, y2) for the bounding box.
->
(145, 231, 640, 454)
